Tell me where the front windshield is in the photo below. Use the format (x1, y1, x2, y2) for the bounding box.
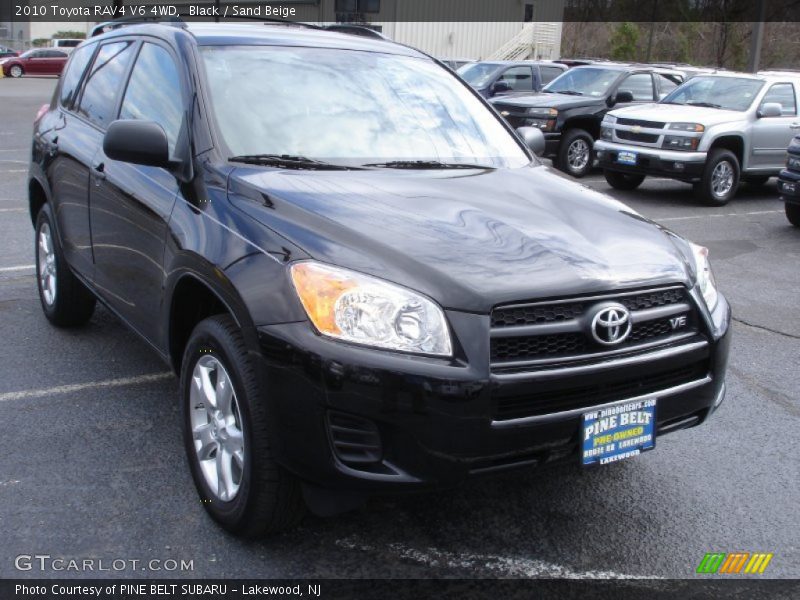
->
(457, 62, 502, 88)
(544, 67, 622, 96)
(201, 47, 529, 168)
(661, 76, 765, 111)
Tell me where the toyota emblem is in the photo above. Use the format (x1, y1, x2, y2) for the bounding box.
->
(590, 304, 632, 345)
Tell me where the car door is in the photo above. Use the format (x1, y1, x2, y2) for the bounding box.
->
(493, 65, 535, 96)
(25, 50, 46, 74)
(46, 42, 99, 278)
(750, 82, 798, 169)
(614, 72, 656, 108)
(90, 41, 186, 345)
(540, 65, 565, 86)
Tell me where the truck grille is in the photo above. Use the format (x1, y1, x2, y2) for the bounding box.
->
(617, 130, 660, 144)
(490, 286, 700, 369)
(617, 118, 666, 129)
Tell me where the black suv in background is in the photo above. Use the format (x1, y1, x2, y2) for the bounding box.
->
(778, 134, 800, 227)
(490, 63, 684, 177)
(30, 23, 729, 537)
(457, 60, 568, 98)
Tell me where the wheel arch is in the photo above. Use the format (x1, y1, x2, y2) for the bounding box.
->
(708, 135, 745, 169)
(28, 177, 49, 226)
(562, 116, 601, 140)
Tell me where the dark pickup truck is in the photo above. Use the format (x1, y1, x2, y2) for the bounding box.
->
(778, 134, 800, 226)
(491, 63, 684, 177)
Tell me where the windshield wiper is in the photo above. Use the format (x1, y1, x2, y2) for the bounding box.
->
(361, 160, 495, 170)
(686, 101, 722, 108)
(552, 90, 583, 96)
(228, 154, 360, 170)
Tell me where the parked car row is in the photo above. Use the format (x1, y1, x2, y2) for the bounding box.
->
(483, 64, 800, 211)
(456, 60, 569, 98)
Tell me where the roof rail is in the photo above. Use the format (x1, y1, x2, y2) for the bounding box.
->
(323, 24, 391, 40)
(90, 16, 185, 37)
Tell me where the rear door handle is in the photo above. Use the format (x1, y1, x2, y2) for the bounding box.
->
(92, 162, 106, 183)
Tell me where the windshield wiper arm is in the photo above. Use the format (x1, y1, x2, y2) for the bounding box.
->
(362, 160, 495, 170)
(228, 154, 360, 170)
(553, 90, 583, 96)
(686, 101, 722, 108)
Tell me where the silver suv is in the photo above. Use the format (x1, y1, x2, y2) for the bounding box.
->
(594, 72, 800, 205)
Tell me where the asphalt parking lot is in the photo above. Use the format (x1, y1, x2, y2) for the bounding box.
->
(1, 77, 798, 580)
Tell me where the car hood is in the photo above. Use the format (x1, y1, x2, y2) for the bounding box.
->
(228, 165, 693, 313)
(609, 103, 744, 126)
(491, 92, 601, 110)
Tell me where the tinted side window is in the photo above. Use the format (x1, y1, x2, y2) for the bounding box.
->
(619, 73, 654, 101)
(657, 74, 681, 99)
(498, 66, 534, 91)
(119, 43, 183, 155)
(761, 83, 797, 116)
(60, 43, 96, 108)
(541, 66, 563, 84)
(77, 41, 136, 129)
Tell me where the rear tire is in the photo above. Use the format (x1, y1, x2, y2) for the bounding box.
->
(180, 315, 305, 537)
(694, 149, 740, 206)
(35, 203, 96, 327)
(603, 170, 645, 191)
(557, 128, 593, 178)
(9, 64, 23, 78)
(786, 202, 800, 227)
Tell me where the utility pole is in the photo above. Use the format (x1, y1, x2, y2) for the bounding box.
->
(747, 0, 766, 73)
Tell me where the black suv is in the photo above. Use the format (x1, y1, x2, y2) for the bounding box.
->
(778, 134, 800, 227)
(490, 63, 684, 177)
(30, 23, 729, 536)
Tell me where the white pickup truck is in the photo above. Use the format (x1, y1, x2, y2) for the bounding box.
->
(594, 71, 800, 205)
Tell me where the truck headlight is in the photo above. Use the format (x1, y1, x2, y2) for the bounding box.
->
(690, 243, 718, 311)
(290, 261, 452, 356)
(662, 135, 700, 151)
(667, 122, 705, 132)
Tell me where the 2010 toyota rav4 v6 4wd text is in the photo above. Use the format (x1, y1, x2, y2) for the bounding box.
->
(30, 23, 730, 537)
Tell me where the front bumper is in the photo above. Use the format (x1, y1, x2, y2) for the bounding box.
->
(255, 293, 731, 497)
(595, 140, 707, 181)
(778, 167, 800, 204)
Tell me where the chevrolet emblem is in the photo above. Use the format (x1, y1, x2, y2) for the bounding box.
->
(501, 111, 510, 116)
(632, 125, 641, 133)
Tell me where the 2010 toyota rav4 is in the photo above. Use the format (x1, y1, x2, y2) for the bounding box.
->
(30, 22, 731, 537)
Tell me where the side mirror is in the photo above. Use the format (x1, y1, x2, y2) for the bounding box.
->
(758, 102, 783, 118)
(492, 80, 512, 95)
(614, 90, 635, 105)
(103, 120, 172, 168)
(517, 126, 545, 156)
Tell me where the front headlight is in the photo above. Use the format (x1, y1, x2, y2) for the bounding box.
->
(662, 135, 700, 151)
(690, 243, 718, 311)
(290, 261, 452, 356)
(667, 122, 705, 132)
(527, 107, 558, 118)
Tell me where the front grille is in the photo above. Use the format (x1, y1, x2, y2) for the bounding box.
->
(617, 118, 666, 129)
(617, 130, 660, 144)
(494, 360, 709, 420)
(490, 286, 700, 368)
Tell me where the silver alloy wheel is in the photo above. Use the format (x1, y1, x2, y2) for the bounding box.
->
(567, 138, 590, 172)
(9, 65, 22, 78)
(711, 160, 735, 198)
(189, 354, 245, 501)
(38, 223, 57, 306)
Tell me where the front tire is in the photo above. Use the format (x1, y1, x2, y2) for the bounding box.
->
(35, 204, 96, 326)
(786, 202, 800, 227)
(695, 149, 740, 206)
(557, 129, 593, 178)
(180, 315, 305, 537)
(603, 170, 645, 191)
(9, 64, 23, 78)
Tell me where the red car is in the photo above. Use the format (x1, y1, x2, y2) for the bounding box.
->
(2, 49, 68, 78)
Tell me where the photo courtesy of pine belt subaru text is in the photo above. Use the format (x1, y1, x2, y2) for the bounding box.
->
(29, 22, 731, 537)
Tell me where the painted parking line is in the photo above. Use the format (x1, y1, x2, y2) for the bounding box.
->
(0, 208, 25, 213)
(335, 536, 657, 579)
(658, 210, 783, 222)
(0, 265, 35, 272)
(0, 372, 174, 403)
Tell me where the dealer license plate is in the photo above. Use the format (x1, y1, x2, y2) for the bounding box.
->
(616, 151, 638, 165)
(582, 399, 656, 466)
